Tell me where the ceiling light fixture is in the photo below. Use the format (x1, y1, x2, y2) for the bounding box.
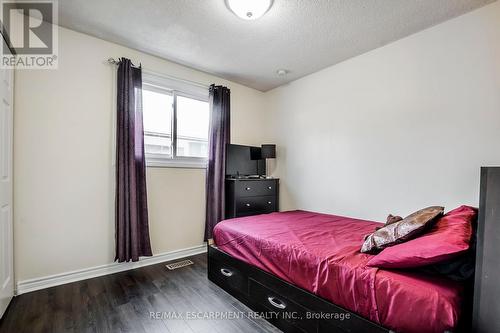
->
(276, 69, 288, 77)
(225, 0, 273, 20)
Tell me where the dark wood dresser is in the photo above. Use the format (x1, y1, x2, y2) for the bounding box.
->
(225, 178, 279, 218)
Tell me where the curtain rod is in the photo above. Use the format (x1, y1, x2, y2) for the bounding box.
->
(107, 57, 210, 90)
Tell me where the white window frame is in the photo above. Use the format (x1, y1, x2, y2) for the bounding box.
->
(142, 71, 210, 169)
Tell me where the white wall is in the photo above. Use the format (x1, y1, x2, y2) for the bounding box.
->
(265, 2, 500, 221)
(14, 26, 266, 281)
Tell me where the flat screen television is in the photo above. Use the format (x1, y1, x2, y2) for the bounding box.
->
(225, 144, 266, 177)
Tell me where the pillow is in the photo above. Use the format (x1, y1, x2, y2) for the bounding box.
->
(367, 205, 477, 269)
(360, 206, 444, 253)
(375, 214, 403, 230)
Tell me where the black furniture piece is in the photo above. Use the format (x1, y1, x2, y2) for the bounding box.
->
(473, 167, 500, 333)
(225, 178, 279, 218)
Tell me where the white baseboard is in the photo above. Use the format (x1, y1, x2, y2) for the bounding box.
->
(16, 244, 207, 295)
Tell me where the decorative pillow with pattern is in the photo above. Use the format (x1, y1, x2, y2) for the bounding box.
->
(361, 206, 444, 253)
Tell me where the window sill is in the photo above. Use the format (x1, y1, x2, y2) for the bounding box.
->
(146, 156, 207, 169)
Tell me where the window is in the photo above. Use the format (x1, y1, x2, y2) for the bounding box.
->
(142, 72, 209, 168)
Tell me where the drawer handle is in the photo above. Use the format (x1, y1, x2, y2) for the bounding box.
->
(267, 296, 286, 310)
(220, 268, 233, 277)
(268, 186, 272, 190)
(245, 203, 251, 207)
(245, 187, 251, 191)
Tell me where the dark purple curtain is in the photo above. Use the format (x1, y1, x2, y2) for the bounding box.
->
(204, 85, 231, 240)
(115, 58, 152, 262)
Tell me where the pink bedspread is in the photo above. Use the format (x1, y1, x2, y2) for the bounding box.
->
(213, 210, 464, 333)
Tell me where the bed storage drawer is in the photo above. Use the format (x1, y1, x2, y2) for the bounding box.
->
(314, 297, 387, 333)
(249, 278, 318, 333)
(208, 258, 248, 296)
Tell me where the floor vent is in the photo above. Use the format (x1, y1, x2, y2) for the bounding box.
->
(166, 259, 194, 270)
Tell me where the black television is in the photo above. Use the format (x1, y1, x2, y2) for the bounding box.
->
(225, 144, 266, 177)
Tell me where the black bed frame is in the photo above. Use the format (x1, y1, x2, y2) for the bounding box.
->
(207, 167, 500, 333)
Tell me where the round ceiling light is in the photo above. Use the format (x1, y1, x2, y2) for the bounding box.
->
(225, 0, 273, 20)
(276, 69, 288, 77)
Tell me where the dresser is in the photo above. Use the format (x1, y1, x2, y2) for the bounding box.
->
(225, 178, 279, 218)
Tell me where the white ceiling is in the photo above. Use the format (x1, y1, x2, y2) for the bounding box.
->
(54, 0, 494, 91)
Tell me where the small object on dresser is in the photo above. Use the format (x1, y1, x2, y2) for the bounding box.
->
(261, 144, 276, 178)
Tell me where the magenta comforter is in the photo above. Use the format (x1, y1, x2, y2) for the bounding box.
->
(213, 210, 463, 333)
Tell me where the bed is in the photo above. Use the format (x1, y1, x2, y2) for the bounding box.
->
(209, 210, 471, 333)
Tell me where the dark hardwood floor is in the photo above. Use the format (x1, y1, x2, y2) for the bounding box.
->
(0, 254, 282, 333)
